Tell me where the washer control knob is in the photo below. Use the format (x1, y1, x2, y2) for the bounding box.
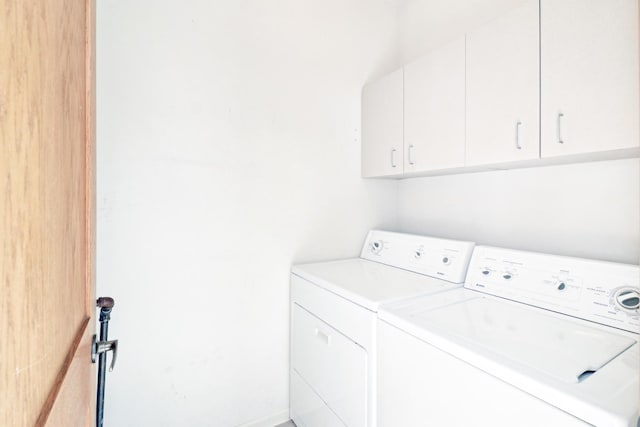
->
(441, 256, 451, 265)
(503, 272, 513, 280)
(481, 268, 491, 276)
(615, 289, 640, 311)
(370, 240, 384, 255)
(557, 281, 566, 291)
(414, 247, 424, 259)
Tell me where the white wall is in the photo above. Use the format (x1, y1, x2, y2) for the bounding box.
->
(395, 0, 640, 264)
(398, 160, 640, 263)
(397, 0, 530, 63)
(96, 1, 399, 425)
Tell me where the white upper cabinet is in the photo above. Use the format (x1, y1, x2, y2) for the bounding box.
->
(404, 37, 466, 173)
(361, 69, 404, 177)
(465, 0, 540, 166)
(540, 0, 640, 158)
(360, 0, 639, 178)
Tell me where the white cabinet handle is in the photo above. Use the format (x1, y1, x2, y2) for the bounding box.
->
(390, 148, 397, 168)
(408, 144, 415, 165)
(314, 328, 331, 345)
(515, 120, 522, 150)
(557, 112, 564, 144)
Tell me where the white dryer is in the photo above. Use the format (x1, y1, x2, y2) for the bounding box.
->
(378, 245, 639, 427)
(290, 230, 475, 427)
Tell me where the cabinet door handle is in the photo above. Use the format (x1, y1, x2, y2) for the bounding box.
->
(557, 112, 564, 144)
(515, 120, 522, 150)
(408, 144, 415, 165)
(390, 148, 397, 168)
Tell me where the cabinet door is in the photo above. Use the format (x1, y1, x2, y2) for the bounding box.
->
(404, 37, 466, 173)
(361, 69, 403, 177)
(465, 0, 540, 166)
(541, 0, 640, 157)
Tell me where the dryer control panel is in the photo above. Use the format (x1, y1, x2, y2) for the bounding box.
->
(360, 230, 475, 284)
(465, 246, 640, 333)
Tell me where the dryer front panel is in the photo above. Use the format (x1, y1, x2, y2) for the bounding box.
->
(292, 304, 367, 427)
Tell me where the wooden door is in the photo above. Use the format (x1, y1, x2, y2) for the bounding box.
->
(361, 69, 404, 178)
(0, 0, 96, 426)
(404, 36, 465, 173)
(465, 0, 539, 166)
(540, 0, 640, 158)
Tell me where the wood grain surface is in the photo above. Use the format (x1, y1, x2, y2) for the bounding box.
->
(0, 0, 95, 425)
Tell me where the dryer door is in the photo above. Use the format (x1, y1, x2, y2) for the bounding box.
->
(292, 304, 367, 427)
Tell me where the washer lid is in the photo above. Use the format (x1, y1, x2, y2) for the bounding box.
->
(292, 259, 460, 312)
(414, 297, 636, 384)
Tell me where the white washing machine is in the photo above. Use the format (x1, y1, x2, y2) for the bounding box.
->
(378, 245, 639, 427)
(289, 230, 475, 427)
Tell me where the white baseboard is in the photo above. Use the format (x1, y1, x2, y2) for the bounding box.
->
(236, 410, 290, 427)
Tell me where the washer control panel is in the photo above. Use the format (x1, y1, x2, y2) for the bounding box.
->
(360, 230, 475, 284)
(465, 246, 640, 333)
